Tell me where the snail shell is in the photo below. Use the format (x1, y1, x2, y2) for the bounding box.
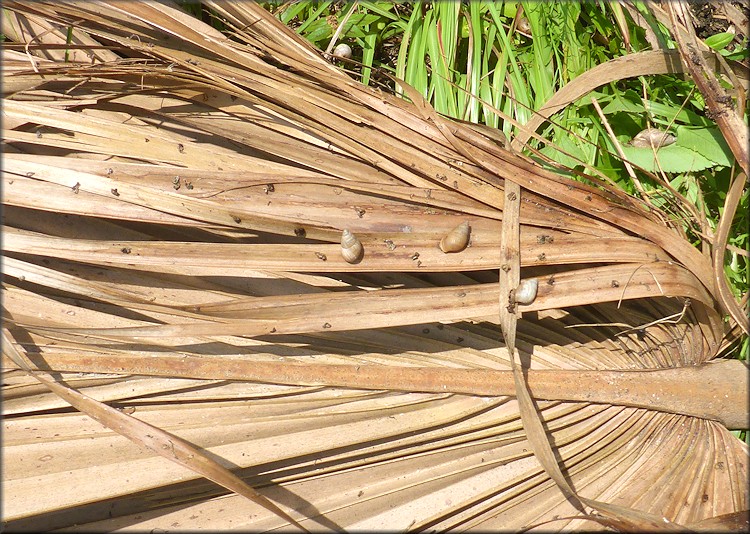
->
(629, 128, 676, 148)
(341, 229, 364, 263)
(516, 16, 531, 34)
(514, 278, 539, 305)
(439, 221, 471, 253)
(332, 43, 352, 59)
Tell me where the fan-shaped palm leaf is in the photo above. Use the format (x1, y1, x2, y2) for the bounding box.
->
(2, 1, 748, 531)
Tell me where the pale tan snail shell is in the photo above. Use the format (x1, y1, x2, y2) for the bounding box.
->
(332, 43, 352, 59)
(341, 229, 364, 263)
(439, 221, 471, 253)
(629, 128, 676, 148)
(514, 278, 539, 305)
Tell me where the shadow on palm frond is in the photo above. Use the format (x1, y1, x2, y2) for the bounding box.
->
(2, 1, 748, 531)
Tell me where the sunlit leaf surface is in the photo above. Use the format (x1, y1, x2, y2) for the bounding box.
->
(2, 1, 747, 531)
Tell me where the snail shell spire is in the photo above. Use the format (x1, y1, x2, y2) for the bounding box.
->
(341, 229, 364, 263)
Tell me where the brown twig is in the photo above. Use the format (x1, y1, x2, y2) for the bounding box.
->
(664, 1, 748, 175)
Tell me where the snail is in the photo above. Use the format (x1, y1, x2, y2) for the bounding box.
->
(516, 16, 531, 35)
(341, 229, 364, 263)
(439, 221, 471, 253)
(332, 43, 352, 59)
(629, 128, 676, 149)
(513, 278, 539, 305)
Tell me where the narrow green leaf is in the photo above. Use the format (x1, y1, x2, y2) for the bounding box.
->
(676, 126, 734, 167)
(358, 0, 399, 21)
(621, 144, 716, 173)
(360, 28, 376, 85)
(295, 1, 333, 34)
(704, 32, 735, 52)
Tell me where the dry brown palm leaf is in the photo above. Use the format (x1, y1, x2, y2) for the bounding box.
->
(2, 1, 748, 532)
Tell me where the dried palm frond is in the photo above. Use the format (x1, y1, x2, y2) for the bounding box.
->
(2, 1, 748, 531)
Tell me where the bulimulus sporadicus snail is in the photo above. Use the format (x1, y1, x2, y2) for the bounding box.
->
(514, 278, 539, 305)
(439, 221, 471, 253)
(332, 43, 352, 59)
(629, 128, 676, 149)
(341, 229, 363, 263)
(516, 16, 531, 34)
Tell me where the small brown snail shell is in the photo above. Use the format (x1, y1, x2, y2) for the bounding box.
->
(439, 221, 471, 253)
(332, 43, 352, 59)
(514, 278, 539, 305)
(516, 16, 531, 34)
(341, 229, 363, 263)
(629, 128, 676, 149)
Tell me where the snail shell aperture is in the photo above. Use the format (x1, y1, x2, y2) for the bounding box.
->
(332, 43, 352, 59)
(514, 278, 539, 305)
(341, 229, 364, 263)
(439, 221, 471, 253)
